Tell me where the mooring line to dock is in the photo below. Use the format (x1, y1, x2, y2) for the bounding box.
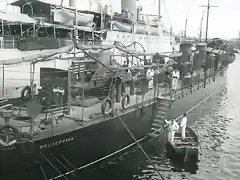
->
(60, 154, 77, 171)
(53, 156, 77, 178)
(174, 83, 225, 122)
(38, 161, 48, 180)
(40, 152, 69, 180)
(114, 112, 166, 180)
(50, 136, 149, 180)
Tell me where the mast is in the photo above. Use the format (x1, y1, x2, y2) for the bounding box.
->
(199, 10, 204, 41)
(204, 0, 210, 43)
(200, 0, 218, 43)
(158, 0, 161, 19)
(184, 18, 187, 38)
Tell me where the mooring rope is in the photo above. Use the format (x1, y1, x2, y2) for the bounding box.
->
(114, 112, 166, 180)
(38, 161, 48, 180)
(40, 152, 68, 180)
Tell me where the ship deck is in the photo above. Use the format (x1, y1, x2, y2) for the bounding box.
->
(0, 72, 205, 140)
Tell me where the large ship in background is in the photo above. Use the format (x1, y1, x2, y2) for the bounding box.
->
(0, 0, 175, 98)
(0, 0, 235, 180)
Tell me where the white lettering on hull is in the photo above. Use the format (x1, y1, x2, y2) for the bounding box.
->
(40, 137, 74, 149)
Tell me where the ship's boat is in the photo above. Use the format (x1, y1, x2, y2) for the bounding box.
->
(134, 23, 149, 34)
(166, 126, 199, 160)
(53, 8, 94, 27)
(111, 20, 132, 33)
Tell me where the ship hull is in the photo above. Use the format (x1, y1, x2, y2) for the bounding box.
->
(0, 68, 227, 179)
(0, 102, 156, 179)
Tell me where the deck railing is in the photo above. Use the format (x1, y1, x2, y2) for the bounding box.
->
(0, 35, 103, 50)
(0, 36, 18, 49)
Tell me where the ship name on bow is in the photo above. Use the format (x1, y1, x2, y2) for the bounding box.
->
(40, 137, 74, 149)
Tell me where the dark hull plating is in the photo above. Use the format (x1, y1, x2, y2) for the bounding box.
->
(0, 71, 227, 179)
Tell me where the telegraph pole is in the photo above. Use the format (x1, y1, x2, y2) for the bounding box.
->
(200, 0, 218, 42)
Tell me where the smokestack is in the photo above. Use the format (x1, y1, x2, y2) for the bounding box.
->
(196, 43, 207, 71)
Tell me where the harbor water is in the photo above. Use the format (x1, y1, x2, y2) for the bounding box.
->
(73, 55, 240, 180)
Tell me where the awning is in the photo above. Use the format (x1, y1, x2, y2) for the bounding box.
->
(0, 10, 35, 24)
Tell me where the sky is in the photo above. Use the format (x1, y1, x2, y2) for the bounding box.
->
(1, 0, 240, 39)
(140, 0, 240, 39)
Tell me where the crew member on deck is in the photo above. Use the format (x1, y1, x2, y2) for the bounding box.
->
(123, 61, 128, 73)
(180, 113, 188, 139)
(172, 67, 180, 91)
(146, 68, 154, 89)
(165, 119, 179, 144)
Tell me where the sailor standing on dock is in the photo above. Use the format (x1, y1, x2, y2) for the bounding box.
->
(165, 119, 179, 144)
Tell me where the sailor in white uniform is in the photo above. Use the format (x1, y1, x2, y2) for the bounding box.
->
(146, 69, 154, 89)
(165, 119, 179, 144)
(172, 68, 180, 90)
(180, 112, 188, 139)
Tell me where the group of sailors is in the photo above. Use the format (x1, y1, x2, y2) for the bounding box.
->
(165, 112, 188, 144)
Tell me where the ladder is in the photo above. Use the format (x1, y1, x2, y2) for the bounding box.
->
(149, 96, 172, 138)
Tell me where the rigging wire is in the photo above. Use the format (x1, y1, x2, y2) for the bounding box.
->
(114, 111, 166, 180)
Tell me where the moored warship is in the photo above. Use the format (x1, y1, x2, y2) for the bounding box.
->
(0, 0, 234, 179)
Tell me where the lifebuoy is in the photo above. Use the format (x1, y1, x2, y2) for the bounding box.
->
(121, 93, 130, 109)
(101, 97, 113, 115)
(38, 89, 51, 107)
(0, 124, 20, 147)
(21, 86, 31, 101)
(22, 140, 35, 155)
(92, 23, 96, 29)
